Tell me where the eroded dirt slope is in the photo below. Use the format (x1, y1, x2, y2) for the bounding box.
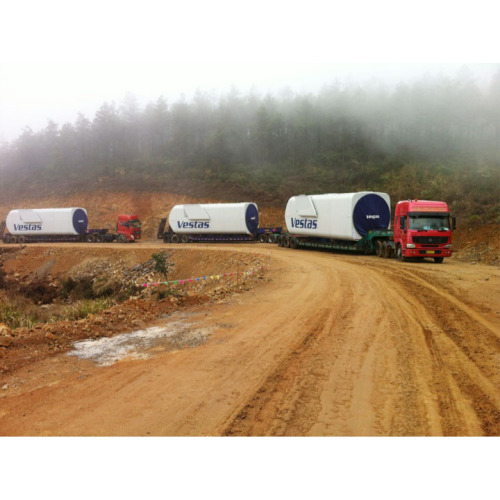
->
(0, 244, 268, 375)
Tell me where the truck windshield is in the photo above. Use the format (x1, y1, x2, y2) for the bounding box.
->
(409, 215, 450, 231)
(129, 220, 141, 228)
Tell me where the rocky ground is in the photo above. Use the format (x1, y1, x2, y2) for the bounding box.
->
(452, 224, 500, 266)
(0, 244, 269, 377)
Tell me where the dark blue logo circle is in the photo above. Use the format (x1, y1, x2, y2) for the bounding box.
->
(353, 194, 390, 236)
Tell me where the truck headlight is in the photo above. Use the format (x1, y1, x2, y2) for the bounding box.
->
(406, 243, 416, 249)
(445, 244, 452, 249)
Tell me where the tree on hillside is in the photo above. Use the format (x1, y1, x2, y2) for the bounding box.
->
(92, 102, 121, 170)
(0, 70, 499, 221)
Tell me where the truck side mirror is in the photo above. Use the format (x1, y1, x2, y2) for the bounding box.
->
(451, 216, 456, 231)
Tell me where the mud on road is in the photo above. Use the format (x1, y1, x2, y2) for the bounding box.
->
(0, 242, 499, 436)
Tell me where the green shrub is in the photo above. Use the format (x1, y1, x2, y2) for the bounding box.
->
(61, 277, 95, 300)
(152, 251, 172, 278)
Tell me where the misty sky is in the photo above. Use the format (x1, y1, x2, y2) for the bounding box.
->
(1, 1, 498, 143)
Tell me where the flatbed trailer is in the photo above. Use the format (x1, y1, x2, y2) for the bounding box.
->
(1, 227, 126, 244)
(278, 195, 454, 263)
(157, 218, 281, 244)
(1, 211, 141, 244)
(276, 229, 395, 256)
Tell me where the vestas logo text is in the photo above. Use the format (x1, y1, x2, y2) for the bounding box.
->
(177, 221, 210, 229)
(290, 218, 317, 229)
(13, 224, 42, 231)
(366, 215, 380, 219)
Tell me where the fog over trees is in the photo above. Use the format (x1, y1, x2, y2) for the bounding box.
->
(1, 69, 499, 222)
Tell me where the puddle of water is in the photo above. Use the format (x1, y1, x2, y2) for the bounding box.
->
(68, 318, 213, 366)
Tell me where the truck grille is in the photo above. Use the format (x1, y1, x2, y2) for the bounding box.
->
(412, 236, 448, 244)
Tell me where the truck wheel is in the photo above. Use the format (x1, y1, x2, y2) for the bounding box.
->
(17, 236, 26, 244)
(86, 234, 95, 243)
(268, 234, 277, 244)
(163, 233, 171, 243)
(434, 257, 444, 264)
(376, 240, 383, 257)
(171, 234, 180, 244)
(397, 245, 406, 262)
(383, 242, 393, 259)
(96, 234, 105, 243)
(259, 234, 268, 243)
(117, 234, 127, 243)
(181, 234, 189, 244)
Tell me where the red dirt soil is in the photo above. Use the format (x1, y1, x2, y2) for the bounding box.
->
(0, 191, 499, 436)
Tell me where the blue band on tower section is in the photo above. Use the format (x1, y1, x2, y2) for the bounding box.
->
(245, 204, 259, 233)
(353, 194, 391, 236)
(73, 209, 88, 235)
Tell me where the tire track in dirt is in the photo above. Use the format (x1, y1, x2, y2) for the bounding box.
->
(223, 306, 339, 436)
(221, 253, 421, 436)
(220, 250, 350, 436)
(222, 251, 500, 436)
(358, 258, 500, 435)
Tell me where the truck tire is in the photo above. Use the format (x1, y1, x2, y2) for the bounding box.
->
(396, 245, 406, 262)
(163, 233, 171, 243)
(95, 234, 105, 243)
(434, 257, 444, 264)
(181, 234, 189, 244)
(259, 233, 268, 243)
(376, 240, 383, 257)
(268, 234, 277, 244)
(117, 234, 127, 243)
(17, 236, 26, 244)
(171, 234, 180, 244)
(86, 234, 96, 243)
(383, 242, 393, 259)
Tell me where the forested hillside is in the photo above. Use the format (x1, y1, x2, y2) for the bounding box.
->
(1, 70, 499, 222)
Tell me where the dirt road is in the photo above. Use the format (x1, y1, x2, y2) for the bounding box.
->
(1, 243, 499, 436)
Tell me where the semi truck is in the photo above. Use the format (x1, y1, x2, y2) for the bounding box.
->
(0, 208, 141, 244)
(391, 199, 455, 263)
(276, 192, 455, 263)
(157, 202, 282, 243)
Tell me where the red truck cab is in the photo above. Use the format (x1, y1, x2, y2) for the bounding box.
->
(116, 214, 142, 242)
(393, 200, 455, 263)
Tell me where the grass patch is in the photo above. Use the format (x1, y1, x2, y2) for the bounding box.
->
(0, 291, 115, 328)
(0, 296, 43, 329)
(59, 298, 114, 321)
